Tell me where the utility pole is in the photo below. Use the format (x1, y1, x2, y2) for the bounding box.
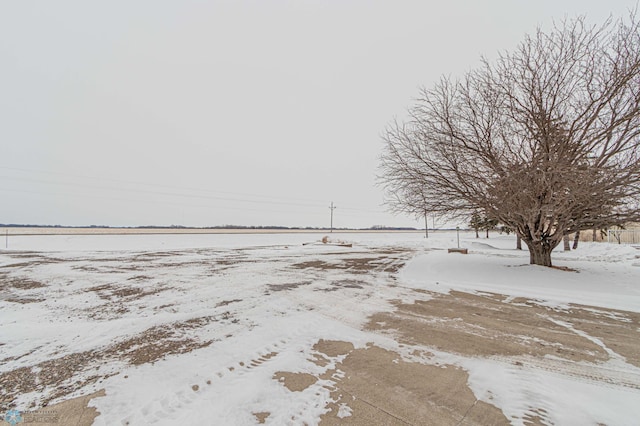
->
(329, 202, 336, 233)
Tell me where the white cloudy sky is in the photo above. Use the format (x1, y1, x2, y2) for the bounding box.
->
(1, 1, 637, 228)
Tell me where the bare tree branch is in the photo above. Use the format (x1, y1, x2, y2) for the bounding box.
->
(379, 12, 640, 267)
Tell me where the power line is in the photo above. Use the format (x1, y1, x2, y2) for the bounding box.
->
(0, 174, 327, 209)
(0, 165, 324, 204)
(0, 167, 389, 214)
(0, 165, 395, 223)
(0, 186, 326, 216)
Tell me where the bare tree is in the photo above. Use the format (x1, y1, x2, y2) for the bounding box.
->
(380, 13, 640, 266)
(483, 217, 498, 238)
(470, 211, 482, 238)
(383, 178, 436, 238)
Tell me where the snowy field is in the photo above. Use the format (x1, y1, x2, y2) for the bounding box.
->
(1, 231, 639, 425)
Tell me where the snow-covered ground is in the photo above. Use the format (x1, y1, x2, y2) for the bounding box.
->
(400, 235, 640, 426)
(1, 231, 639, 425)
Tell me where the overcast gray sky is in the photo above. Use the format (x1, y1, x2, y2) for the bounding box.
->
(1, 1, 637, 228)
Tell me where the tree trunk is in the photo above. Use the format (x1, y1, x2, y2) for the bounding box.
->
(424, 214, 429, 239)
(516, 234, 522, 250)
(572, 231, 580, 249)
(486, 228, 489, 238)
(526, 241, 554, 267)
(522, 238, 560, 266)
(475, 227, 479, 238)
(563, 234, 571, 251)
(592, 229, 597, 242)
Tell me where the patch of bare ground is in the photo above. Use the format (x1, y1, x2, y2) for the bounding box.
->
(540, 302, 640, 368)
(311, 340, 508, 425)
(253, 411, 270, 423)
(0, 273, 47, 290)
(0, 315, 222, 412)
(81, 283, 169, 319)
(346, 290, 640, 424)
(366, 290, 631, 364)
(0, 258, 64, 269)
(7, 390, 106, 426)
(0, 273, 48, 303)
(88, 266, 151, 274)
(214, 256, 254, 266)
(131, 251, 180, 260)
(550, 265, 579, 272)
(522, 409, 548, 426)
(106, 322, 214, 366)
(215, 298, 242, 307)
(0, 351, 100, 411)
(322, 279, 366, 292)
(291, 248, 414, 275)
(126, 274, 153, 281)
(151, 260, 209, 269)
(266, 281, 313, 293)
(273, 372, 317, 392)
(3, 296, 45, 304)
(292, 258, 399, 274)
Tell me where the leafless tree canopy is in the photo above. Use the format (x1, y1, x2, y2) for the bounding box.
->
(380, 14, 640, 266)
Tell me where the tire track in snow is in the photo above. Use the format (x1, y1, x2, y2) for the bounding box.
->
(126, 314, 329, 425)
(487, 354, 640, 391)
